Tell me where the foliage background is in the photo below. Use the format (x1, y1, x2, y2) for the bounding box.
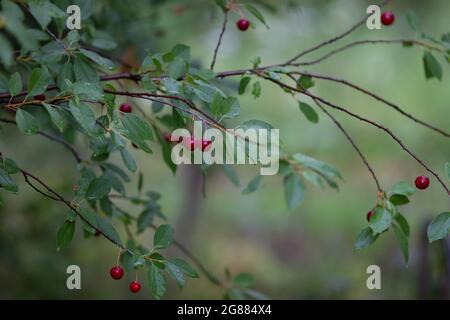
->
(0, 0, 449, 299)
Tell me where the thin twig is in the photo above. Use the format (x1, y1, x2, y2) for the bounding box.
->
(263, 77, 450, 196)
(210, 10, 229, 70)
(295, 39, 446, 66)
(290, 71, 450, 138)
(0, 117, 82, 163)
(281, 0, 391, 66)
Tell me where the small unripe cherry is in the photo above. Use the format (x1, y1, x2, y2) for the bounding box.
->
(129, 281, 142, 293)
(366, 210, 374, 222)
(237, 19, 250, 31)
(110, 266, 124, 280)
(381, 11, 395, 26)
(119, 103, 133, 113)
(415, 175, 430, 190)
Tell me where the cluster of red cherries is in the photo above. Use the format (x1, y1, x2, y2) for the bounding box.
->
(366, 175, 430, 222)
(110, 265, 142, 293)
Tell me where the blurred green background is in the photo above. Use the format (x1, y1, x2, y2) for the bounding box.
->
(0, 0, 449, 299)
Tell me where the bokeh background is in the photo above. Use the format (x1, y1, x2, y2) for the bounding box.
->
(0, 0, 449, 299)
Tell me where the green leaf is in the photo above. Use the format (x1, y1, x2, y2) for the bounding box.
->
(15, 109, 39, 135)
(244, 4, 269, 28)
(2, 158, 20, 174)
(233, 272, 255, 288)
(283, 173, 305, 210)
(153, 224, 174, 249)
(394, 213, 410, 237)
(423, 51, 443, 80)
(57, 61, 74, 90)
(369, 207, 392, 235)
(137, 207, 157, 233)
(297, 75, 315, 90)
(241, 174, 262, 194)
(299, 102, 319, 123)
(120, 147, 137, 172)
(354, 227, 379, 250)
(85, 176, 112, 201)
(393, 223, 409, 265)
(56, 220, 75, 251)
(0, 34, 13, 68)
(94, 214, 123, 247)
(28, 0, 65, 29)
(43, 103, 66, 132)
(148, 263, 166, 300)
(406, 10, 420, 32)
(239, 77, 251, 95)
(74, 56, 99, 83)
(427, 212, 450, 242)
(72, 82, 104, 101)
(390, 181, 415, 197)
(251, 81, 261, 98)
(166, 258, 198, 278)
(120, 113, 154, 153)
(69, 100, 99, 136)
(292, 153, 342, 181)
(389, 194, 410, 206)
(28, 67, 51, 96)
(8, 72, 22, 96)
(165, 260, 185, 288)
(167, 58, 186, 79)
(0, 168, 18, 193)
(79, 49, 115, 70)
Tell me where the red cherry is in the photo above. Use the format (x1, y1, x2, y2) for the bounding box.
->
(119, 103, 133, 113)
(129, 281, 142, 293)
(366, 210, 374, 222)
(34, 94, 46, 101)
(182, 136, 197, 150)
(381, 11, 395, 26)
(201, 139, 212, 151)
(94, 230, 102, 237)
(415, 175, 430, 190)
(110, 266, 124, 280)
(237, 19, 250, 31)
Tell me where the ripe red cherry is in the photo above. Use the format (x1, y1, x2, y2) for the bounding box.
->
(94, 230, 102, 237)
(34, 94, 46, 101)
(366, 210, 374, 222)
(237, 19, 250, 31)
(119, 103, 133, 113)
(381, 11, 395, 26)
(201, 139, 212, 151)
(110, 266, 124, 280)
(415, 175, 430, 190)
(129, 281, 141, 293)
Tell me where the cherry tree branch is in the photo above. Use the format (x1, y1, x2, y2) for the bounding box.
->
(262, 77, 450, 196)
(280, 0, 391, 66)
(210, 10, 229, 70)
(289, 71, 450, 138)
